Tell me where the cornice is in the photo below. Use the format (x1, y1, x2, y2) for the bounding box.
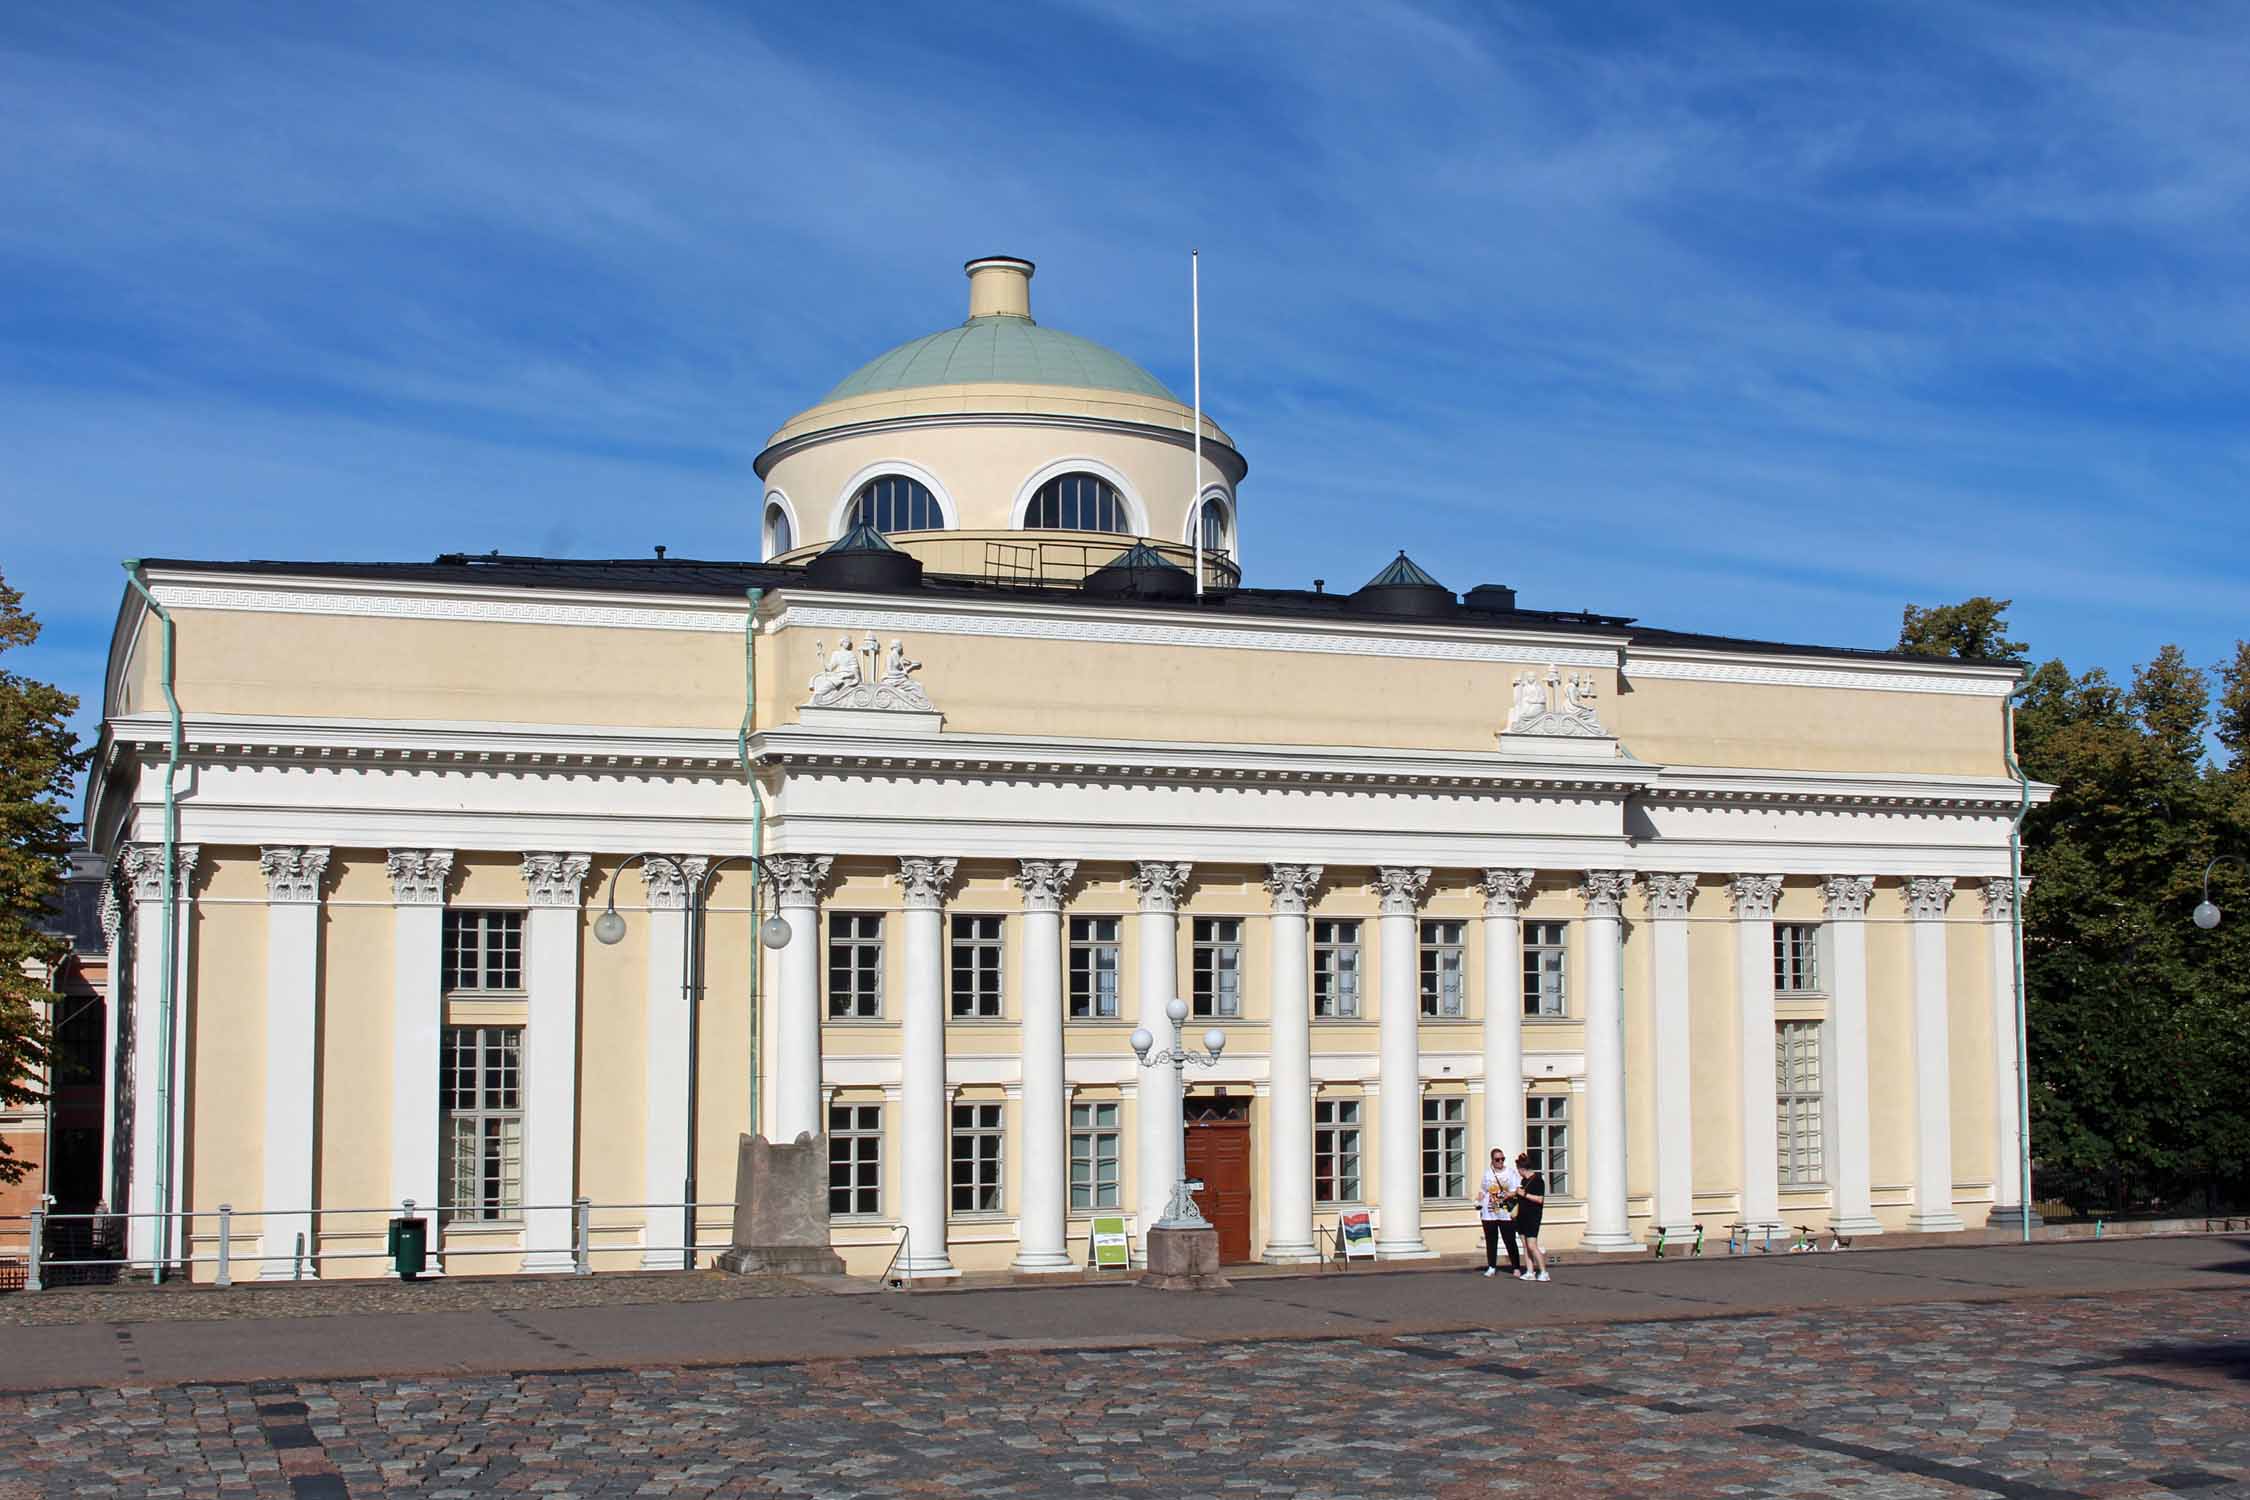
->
(1625, 647, 2019, 699)
(752, 409, 1249, 482)
(107, 713, 744, 777)
(1644, 765, 2051, 813)
(145, 573, 749, 636)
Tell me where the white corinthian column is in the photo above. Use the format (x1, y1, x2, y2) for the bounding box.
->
(1478, 870, 1534, 1164)
(1262, 863, 1323, 1263)
(1373, 865, 1433, 1259)
(387, 850, 453, 1274)
(1905, 877, 1965, 1232)
(1130, 861, 1192, 1250)
(897, 856, 961, 1279)
(640, 856, 700, 1270)
(1823, 875, 1881, 1236)
(1981, 876, 2036, 1229)
(1642, 873, 1697, 1235)
(1579, 870, 1637, 1252)
(259, 847, 329, 1278)
(1729, 874, 1784, 1231)
(120, 843, 198, 1272)
(765, 855, 834, 1146)
(519, 852, 591, 1273)
(1011, 858, 1077, 1272)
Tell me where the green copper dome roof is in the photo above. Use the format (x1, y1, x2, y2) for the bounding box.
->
(823, 316, 1181, 404)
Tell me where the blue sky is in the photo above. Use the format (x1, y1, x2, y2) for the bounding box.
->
(5, 1, 2246, 756)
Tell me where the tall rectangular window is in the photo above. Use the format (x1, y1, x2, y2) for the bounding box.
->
(951, 1102, 1005, 1213)
(1421, 1096, 1468, 1200)
(949, 914, 1005, 1018)
(1774, 924, 1822, 994)
(441, 1026, 522, 1220)
(1314, 1098, 1362, 1203)
(443, 910, 524, 992)
(1525, 1094, 1570, 1197)
(1068, 916, 1122, 1020)
(1312, 919, 1361, 1019)
(1777, 1021, 1826, 1185)
(1069, 1101, 1121, 1210)
(1419, 920, 1467, 1017)
(1192, 918, 1242, 1018)
(1523, 922, 1568, 1017)
(828, 1102, 882, 1217)
(828, 913, 884, 1019)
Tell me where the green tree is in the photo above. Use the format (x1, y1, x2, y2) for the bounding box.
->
(2215, 640, 2250, 770)
(0, 570, 81, 1184)
(1897, 597, 2027, 661)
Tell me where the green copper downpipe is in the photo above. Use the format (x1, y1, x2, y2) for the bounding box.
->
(2003, 696, 2033, 1244)
(741, 588, 765, 1137)
(121, 562, 183, 1283)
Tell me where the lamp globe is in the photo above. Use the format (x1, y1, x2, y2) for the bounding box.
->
(760, 914, 793, 949)
(2194, 900, 2222, 930)
(1129, 1028, 1154, 1061)
(593, 909, 627, 946)
(1166, 997, 1189, 1024)
(1203, 1028, 1226, 1055)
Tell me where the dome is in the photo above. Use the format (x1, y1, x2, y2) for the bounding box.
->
(823, 265, 1179, 403)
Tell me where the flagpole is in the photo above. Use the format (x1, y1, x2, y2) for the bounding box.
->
(1191, 249, 1203, 599)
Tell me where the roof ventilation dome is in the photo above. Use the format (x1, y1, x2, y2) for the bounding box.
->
(1082, 539, 1196, 602)
(1350, 551, 1456, 618)
(804, 521, 925, 593)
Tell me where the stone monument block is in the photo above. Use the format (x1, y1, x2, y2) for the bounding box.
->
(1140, 1223, 1229, 1291)
(714, 1132, 846, 1276)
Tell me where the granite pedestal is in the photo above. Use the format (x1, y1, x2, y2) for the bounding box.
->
(714, 1132, 846, 1276)
(1139, 1224, 1229, 1291)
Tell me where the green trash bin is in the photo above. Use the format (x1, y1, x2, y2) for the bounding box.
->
(386, 1215, 428, 1280)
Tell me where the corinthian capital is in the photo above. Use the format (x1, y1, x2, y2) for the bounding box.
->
(520, 853, 592, 909)
(386, 850, 455, 907)
(1905, 876, 1956, 920)
(896, 856, 960, 910)
(1643, 873, 1697, 920)
(259, 847, 331, 905)
(1578, 870, 1634, 918)
(1372, 866, 1431, 916)
(1130, 861, 1193, 914)
(1264, 864, 1325, 916)
(99, 879, 123, 951)
(1980, 876, 2029, 921)
(1822, 875, 1875, 920)
(1728, 874, 1784, 920)
(1012, 860, 1078, 912)
(120, 843, 199, 903)
(765, 855, 835, 909)
(642, 856, 700, 912)
(1478, 869, 1536, 917)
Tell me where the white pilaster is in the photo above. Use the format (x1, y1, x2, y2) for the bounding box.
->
(1643, 873, 1697, 1233)
(386, 850, 453, 1272)
(639, 857, 699, 1270)
(1730, 874, 1784, 1230)
(258, 847, 329, 1278)
(767, 855, 834, 1146)
(98, 876, 124, 1212)
(1011, 858, 1077, 1272)
(897, 856, 961, 1279)
(1129, 861, 1192, 1251)
(1823, 875, 1881, 1235)
(1373, 865, 1433, 1259)
(1981, 877, 2034, 1228)
(1906, 876, 1965, 1232)
(120, 844, 197, 1271)
(518, 852, 590, 1273)
(1478, 870, 1534, 1163)
(1262, 863, 1323, 1263)
(1579, 870, 1636, 1252)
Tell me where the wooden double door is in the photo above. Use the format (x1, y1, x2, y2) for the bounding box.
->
(1183, 1098, 1253, 1264)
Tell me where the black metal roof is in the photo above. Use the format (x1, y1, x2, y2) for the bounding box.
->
(131, 551, 2021, 670)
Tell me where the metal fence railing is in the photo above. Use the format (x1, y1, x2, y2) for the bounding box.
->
(0, 1198, 738, 1291)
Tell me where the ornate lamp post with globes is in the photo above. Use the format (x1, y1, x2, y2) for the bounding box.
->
(1129, 997, 1231, 1290)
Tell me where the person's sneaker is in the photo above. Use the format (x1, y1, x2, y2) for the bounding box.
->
(1515, 1269, 1531, 1279)
(1536, 1271, 1552, 1282)
(1482, 1266, 1496, 1277)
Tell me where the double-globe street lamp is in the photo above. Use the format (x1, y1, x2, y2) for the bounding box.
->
(592, 853, 792, 1266)
(1130, 997, 1228, 1229)
(2192, 856, 2242, 930)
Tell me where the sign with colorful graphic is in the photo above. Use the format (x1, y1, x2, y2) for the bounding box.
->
(1338, 1210, 1375, 1259)
(1090, 1215, 1131, 1270)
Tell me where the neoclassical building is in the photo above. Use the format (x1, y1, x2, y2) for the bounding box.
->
(85, 255, 2044, 1279)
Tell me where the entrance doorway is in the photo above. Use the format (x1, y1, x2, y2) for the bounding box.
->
(1183, 1096, 1252, 1263)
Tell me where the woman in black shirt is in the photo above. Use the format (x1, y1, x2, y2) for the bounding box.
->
(1512, 1151, 1551, 1282)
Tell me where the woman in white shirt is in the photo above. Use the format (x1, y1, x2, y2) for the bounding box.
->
(1478, 1148, 1522, 1278)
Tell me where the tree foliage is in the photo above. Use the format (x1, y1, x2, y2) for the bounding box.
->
(0, 570, 83, 1184)
(1898, 597, 2027, 662)
(1903, 602, 2250, 1213)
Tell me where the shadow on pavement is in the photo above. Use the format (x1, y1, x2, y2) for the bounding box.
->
(2112, 1339, 2250, 1382)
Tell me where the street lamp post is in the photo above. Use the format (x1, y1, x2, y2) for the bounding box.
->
(1129, 998, 1230, 1288)
(2193, 856, 2242, 930)
(592, 853, 792, 1266)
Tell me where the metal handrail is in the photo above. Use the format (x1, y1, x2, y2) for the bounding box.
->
(878, 1225, 914, 1292)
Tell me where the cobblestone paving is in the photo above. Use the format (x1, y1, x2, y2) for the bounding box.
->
(2, 1287, 2243, 1498)
(0, 1272, 812, 1328)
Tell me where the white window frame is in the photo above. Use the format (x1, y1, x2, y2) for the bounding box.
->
(443, 909, 524, 994)
(828, 912, 884, 1020)
(1523, 921, 1568, 1018)
(828, 1101, 882, 1218)
(950, 1101, 1006, 1215)
(1069, 1101, 1122, 1211)
(1068, 916, 1122, 1020)
(1192, 917, 1242, 1018)
(1777, 1020, 1828, 1187)
(1526, 1094, 1570, 1198)
(1419, 919, 1467, 1018)
(1314, 1097, 1363, 1204)
(1775, 923, 1823, 995)
(1312, 919, 1362, 1019)
(441, 1025, 523, 1223)
(949, 914, 1005, 1019)
(1421, 1095, 1468, 1201)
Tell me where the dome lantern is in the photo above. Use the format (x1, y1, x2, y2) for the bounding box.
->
(964, 256, 1036, 321)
